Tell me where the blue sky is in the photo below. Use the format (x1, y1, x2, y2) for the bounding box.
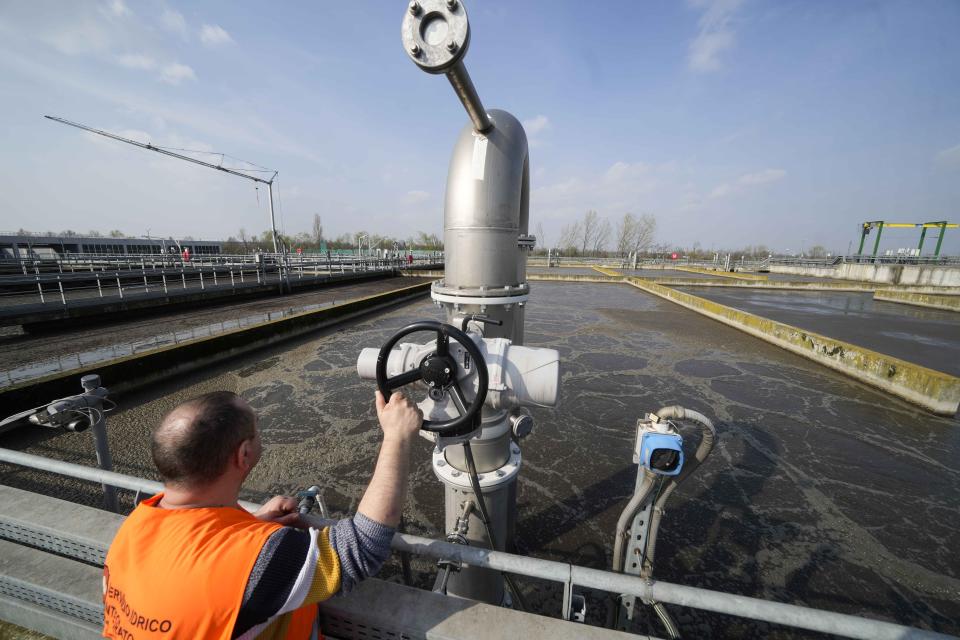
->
(1, 0, 958, 254)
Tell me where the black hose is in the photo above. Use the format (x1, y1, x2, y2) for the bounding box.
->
(462, 441, 528, 611)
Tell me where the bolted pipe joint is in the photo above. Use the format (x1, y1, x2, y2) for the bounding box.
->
(401, 0, 469, 74)
(401, 0, 492, 133)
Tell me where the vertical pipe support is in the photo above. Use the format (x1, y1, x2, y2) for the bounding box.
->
(91, 409, 118, 513)
(872, 222, 884, 258)
(934, 222, 946, 257)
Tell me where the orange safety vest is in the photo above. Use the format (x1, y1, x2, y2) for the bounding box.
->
(103, 494, 318, 640)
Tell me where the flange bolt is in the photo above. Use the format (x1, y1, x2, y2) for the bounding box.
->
(409, 1, 422, 16)
(410, 44, 422, 57)
(447, 40, 459, 53)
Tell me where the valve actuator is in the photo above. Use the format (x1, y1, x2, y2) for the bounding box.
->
(357, 332, 559, 425)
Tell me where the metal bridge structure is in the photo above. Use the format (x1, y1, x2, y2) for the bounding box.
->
(856, 220, 958, 258)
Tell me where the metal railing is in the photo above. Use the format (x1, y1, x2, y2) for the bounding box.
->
(767, 255, 960, 267)
(0, 449, 950, 640)
(0, 254, 440, 309)
(526, 257, 770, 271)
(0, 298, 343, 388)
(0, 251, 443, 270)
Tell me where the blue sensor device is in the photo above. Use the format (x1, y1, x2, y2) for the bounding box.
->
(639, 431, 684, 476)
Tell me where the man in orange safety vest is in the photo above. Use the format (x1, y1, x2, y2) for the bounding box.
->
(103, 389, 422, 639)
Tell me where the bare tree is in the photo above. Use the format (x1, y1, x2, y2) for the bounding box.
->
(580, 210, 600, 255)
(592, 217, 611, 255)
(534, 221, 547, 253)
(312, 214, 323, 247)
(615, 214, 636, 258)
(558, 221, 582, 254)
(630, 214, 657, 256)
(238, 227, 248, 251)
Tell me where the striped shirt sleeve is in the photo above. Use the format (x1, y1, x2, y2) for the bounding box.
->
(232, 514, 394, 638)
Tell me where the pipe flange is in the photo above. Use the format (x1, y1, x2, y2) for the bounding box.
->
(402, 0, 469, 74)
(431, 281, 530, 307)
(432, 443, 521, 490)
(432, 291, 530, 307)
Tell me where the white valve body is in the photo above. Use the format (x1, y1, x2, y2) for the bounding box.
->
(356, 335, 559, 416)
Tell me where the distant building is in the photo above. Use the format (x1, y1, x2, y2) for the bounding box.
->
(0, 233, 222, 260)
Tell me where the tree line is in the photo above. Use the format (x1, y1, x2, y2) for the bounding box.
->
(536, 211, 658, 257)
(221, 214, 443, 254)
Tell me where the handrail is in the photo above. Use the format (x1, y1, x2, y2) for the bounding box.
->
(0, 448, 951, 640)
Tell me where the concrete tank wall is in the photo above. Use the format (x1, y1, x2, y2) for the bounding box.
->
(767, 263, 960, 287)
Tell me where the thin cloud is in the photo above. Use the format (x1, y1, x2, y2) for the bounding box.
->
(116, 53, 156, 70)
(403, 190, 431, 204)
(688, 0, 744, 72)
(710, 168, 785, 198)
(935, 143, 960, 167)
(161, 9, 188, 39)
(160, 62, 196, 85)
(104, 0, 131, 18)
(522, 114, 550, 148)
(523, 115, 550, 136)
(200, 24, 234, 47)
(533, 160, 671, 225)
(41, 20, 111, 56)
(739, 168, 785, 185)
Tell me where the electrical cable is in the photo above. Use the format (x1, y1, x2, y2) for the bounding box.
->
(638, 475, 665, 574)
(462, 441, 528, 611)
(155, 147, 275, 173)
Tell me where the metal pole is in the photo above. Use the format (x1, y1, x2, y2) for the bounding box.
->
(856, 224, 868, 255)
(267, 181, 279, 254)
(35, 270, 45, 304)
(934, 222, 946, 257)
(917, 226, 928, 255)
(871, 222, 884, 258)
(90, 406, 118, 513)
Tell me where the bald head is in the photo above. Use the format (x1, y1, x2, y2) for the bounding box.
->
(152, 391, 257, 487)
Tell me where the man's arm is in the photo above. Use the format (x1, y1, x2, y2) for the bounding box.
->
(356, 390, 423, 527)
(233, 392, 424, 635)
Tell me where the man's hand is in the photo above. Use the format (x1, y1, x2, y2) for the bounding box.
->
(254, 495, 302, 527)
(375, 390, 423, 444)
(356, 391, 423, 527)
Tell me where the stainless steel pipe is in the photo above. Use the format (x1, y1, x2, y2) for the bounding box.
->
(446, 61, 492, 133)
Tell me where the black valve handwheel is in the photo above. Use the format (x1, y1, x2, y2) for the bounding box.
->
(376, 320, 488, 436)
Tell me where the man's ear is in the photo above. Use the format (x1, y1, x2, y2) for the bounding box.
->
(236, 439, 255, 472)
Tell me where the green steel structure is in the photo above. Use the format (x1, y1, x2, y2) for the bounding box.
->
(856, 220, 957, 258)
